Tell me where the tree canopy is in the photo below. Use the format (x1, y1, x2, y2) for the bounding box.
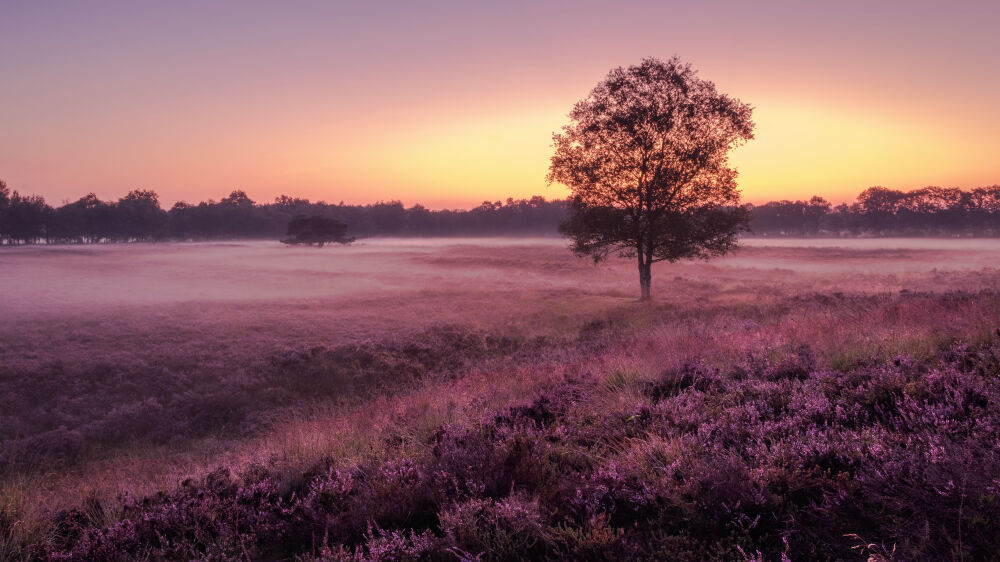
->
(281, 215, 354, 246)
(549, 57, 754, 299)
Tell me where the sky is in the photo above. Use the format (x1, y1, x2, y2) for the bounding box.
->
(2, 1, 998, 209)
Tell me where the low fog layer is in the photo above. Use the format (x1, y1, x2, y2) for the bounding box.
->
(3, 236, 998, 369)
(0, 238, 566, 313)
(1, 237, 997, 314)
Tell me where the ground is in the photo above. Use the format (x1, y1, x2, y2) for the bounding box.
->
(2, 238, 1000, 560)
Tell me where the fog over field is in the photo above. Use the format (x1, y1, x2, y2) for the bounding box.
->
(4, 237, 997, 312)
(3, 237, 998, 370)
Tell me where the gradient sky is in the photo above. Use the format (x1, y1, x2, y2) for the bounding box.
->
(2, 1, 998, 209)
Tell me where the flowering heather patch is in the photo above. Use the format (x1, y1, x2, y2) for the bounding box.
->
(10, 329, 998, 560)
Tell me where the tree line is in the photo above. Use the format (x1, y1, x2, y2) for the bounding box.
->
(0, 180, 566, 244)
(2, 180, 1000, 244)
(749, 186, 1000, 236)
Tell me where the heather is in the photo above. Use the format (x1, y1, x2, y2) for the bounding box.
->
(15, 315, 1000, 560)
(2, 239, 1000, 560)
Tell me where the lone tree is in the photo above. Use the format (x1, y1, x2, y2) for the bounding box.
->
(281, 215, 354, 246)
(549, 57, 754, 300)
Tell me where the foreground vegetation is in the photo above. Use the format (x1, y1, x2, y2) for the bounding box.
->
(2, 240, 1000, 560)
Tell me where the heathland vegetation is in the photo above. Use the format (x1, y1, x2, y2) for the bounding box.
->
(2, 240, 1000, 559)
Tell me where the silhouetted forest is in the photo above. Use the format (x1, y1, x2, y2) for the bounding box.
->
(1, 180, 999, 244)
(0, 180, 565, 244)
(749, 186, 1000, 236)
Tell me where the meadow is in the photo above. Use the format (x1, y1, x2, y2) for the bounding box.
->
(2, 238, 1000, 560)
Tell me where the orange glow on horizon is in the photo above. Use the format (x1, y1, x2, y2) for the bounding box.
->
(2, 2, 997, 210)
(732, 99, 998, 205)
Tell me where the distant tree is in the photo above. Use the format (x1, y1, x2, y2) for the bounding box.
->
(217, 190, 267, 238)
(825, 203, 853, 235)
(969, 185, 1000, 234)
(366, 201, 406, 236)
(406, 203, 438, 234)
(274, 194, 310, 208)
(49, 193, 110, 243)
(281, 215, 354, 246)
(0, 180, 9, 243)
(856, 187, 904, 234)
(750, 196, 832, 236)
(115, 189, 167, 241)
(549, 57, 754, 300)
(4, 191, 52, 243)
(220, 190, 254, 207)
(908, 186, 965, 234)
(804, 196, 831, 235)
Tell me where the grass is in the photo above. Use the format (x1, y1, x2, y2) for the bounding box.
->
(2, 239, 1000, 560)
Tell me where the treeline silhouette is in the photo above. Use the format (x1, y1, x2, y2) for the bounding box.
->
(749, 186, 1000, 236)
(2, 180, 1000, 244)
(0, 180, 566, 244)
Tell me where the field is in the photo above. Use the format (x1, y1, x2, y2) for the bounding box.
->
(3, 238, 1000, 560)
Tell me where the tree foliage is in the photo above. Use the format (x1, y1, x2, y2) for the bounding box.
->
(549, 57, 754, 299)
(281, 215, 354, 246)
(749, 185, 1000, 236)
(0, 184, 568, 245)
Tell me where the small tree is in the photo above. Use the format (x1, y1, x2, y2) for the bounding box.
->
(549, 57, 754, 300)
(281, 215, 354, 247)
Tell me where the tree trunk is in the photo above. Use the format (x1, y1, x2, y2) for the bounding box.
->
(638, 257, 652, 301)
